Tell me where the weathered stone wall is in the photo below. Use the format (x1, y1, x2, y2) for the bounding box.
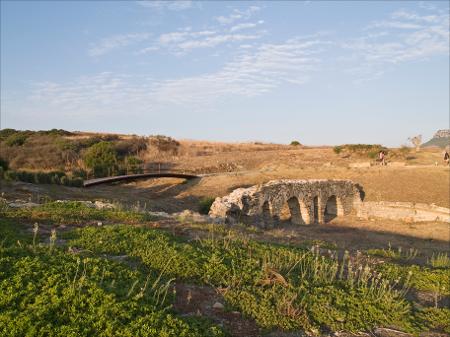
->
(209, 179, 363, 227)
(357, 201, 450, 223)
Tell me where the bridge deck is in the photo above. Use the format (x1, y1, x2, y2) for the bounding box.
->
(83, 172, 200, 187)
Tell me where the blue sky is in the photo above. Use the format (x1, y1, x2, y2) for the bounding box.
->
(1, 0, 449, 146)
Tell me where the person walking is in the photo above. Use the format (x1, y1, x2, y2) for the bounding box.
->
(379, 150, 386, 166)
(444, 150, 449, 166)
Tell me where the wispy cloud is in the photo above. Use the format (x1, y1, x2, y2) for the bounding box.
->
(89, 33, 151, 56)
(230, 21, 264, 32)
(215, 6, 261, 25)
(142, 24, 265, 55)
(29, 73, 157, 115)
(136, 1, 193, 11)
(30, 37, 327, 114)
(343, 6, 449, 82)
(150, 38, 325, 104)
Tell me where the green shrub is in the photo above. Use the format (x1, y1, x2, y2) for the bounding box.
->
(3, 170, 83, 187)
(0, 128, 18, 141)
(198, 197, 216, 214)
(4, 170, 17, 181)
(290, 140, 301, 146)
(83, 141, 118, 178)
(125, 156, 144, 174)
(333, 144, 388, 158)
(429, 253, 450, 268)
(4, 133, 28, 146)
(0, 157, 9, 170)
(416, 307, 450, 333)
(72, 168, 88, 179)
(333, 146, 343, 154)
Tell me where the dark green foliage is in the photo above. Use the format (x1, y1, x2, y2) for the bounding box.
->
(333, 146, 343, 154)
(2, 170, 83, 187)
(72, 168, 88, 179)
(376, 262, 450, 296)
(125, 156, 144, 174)
(0, 157, 9, 170)
(198, 197, 216, 214)
(333, 144, 387, 158)
(37, 128, 73, 137)
(83, 142, 118, 178)
(5, 133, 28, 146)
(416, 307, 450, 333)
(290, 140, 301, 146)
(0, 128, 18, 141)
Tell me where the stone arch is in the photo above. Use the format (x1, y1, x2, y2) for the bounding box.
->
(278, 196, 302, 224)
(324, 195, 344, 222)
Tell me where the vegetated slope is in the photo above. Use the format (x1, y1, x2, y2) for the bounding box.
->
(422, 136, 450, 149)
(1, 201, 449, 336)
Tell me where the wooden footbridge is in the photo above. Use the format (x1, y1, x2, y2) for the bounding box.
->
(83, 172, 200, 187)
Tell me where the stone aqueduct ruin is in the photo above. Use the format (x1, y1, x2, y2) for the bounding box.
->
(209, 179, 364, 226)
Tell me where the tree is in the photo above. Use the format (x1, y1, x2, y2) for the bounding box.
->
(408, 135, 422, 152)
(83, 142, 118, 178)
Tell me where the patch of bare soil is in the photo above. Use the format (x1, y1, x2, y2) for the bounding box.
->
(255, 216, 449, 257)
(173, 283, 261, 337)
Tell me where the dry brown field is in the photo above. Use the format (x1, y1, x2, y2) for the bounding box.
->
(2, 140, 449, 256)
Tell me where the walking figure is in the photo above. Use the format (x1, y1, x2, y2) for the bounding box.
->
(379, 150, 386, 166)
(444, 150, 449, 166)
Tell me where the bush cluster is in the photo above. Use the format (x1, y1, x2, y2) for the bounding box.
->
(2, 170, 84, 187)
(149, 135, 180, 155)
(0, 129, 149, 178)
(198, 196, 216, 214)
(333, 144, 388, 158)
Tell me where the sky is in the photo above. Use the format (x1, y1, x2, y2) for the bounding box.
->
(1, 0, 449, 146)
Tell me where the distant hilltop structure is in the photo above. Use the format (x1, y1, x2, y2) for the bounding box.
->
(433, 129, 450, 139)
(422, 129, 450, 148)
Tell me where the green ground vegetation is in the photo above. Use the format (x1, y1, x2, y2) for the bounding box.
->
(1, 202, 449, 336)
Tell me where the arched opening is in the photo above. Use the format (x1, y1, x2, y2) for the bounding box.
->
(313, 196, 319, 223)
(299, 199, 311, 224)
(324, 195, 338, 222)
(262, 201, 272, 224)
(279, 197, 302, 224)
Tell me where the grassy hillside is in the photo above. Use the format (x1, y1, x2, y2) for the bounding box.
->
(422, 137, 450, 149)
